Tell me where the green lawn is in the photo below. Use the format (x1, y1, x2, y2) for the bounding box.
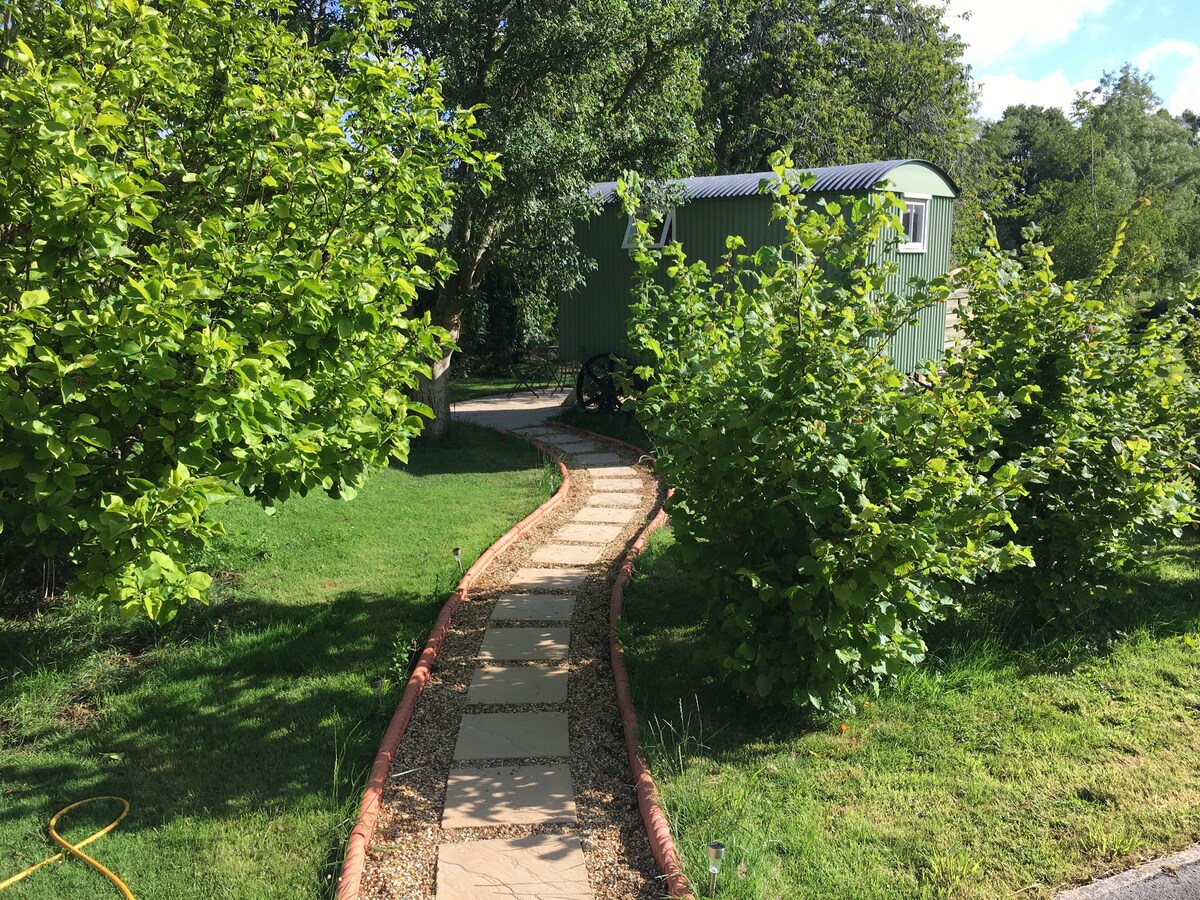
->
(0, 425, 554, 899)
(621, 527, 1200, 900)
(448, 376, 521, 403)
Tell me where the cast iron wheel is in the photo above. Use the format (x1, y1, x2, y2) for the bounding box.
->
(575, 353, 624, 412)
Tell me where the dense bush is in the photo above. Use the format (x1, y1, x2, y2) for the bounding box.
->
(950, 217, 1200, 615)
(625, 161, 1031, 711)
(0, 0, 485, 620)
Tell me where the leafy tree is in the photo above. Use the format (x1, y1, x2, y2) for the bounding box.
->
(625, 159, 1030, 711)
(400, 0, 709, 437)
(950, 213, 1200, 615)
(0, 0, 480, 620)
(698, 0, 973, 175)
(982, 68, 1200, 286)
(974, 103, 1078, 249)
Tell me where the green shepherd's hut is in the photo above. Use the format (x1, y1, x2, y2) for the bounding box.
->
(560, 159, 960, 407)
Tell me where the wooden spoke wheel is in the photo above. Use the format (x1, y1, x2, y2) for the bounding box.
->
(575, 353, 625, 413)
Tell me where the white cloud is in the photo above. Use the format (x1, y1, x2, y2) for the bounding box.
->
(934, 0, 1111, 67)
(973, 71, 1098, 120)
(1171, 65, 1200, 113)
(1136, 39, 1200, 113)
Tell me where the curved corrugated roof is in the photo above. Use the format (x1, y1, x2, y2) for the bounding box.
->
(588, 159, 958, 203)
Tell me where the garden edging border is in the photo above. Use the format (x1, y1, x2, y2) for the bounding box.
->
(553, 424, 695, 899)
(608, 495, 692, 900)
(334, 434, 571, 900)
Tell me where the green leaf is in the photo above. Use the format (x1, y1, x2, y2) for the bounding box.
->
(20, 289, 50, 309)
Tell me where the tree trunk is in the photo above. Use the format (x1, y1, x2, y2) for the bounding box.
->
(417, 298, 464, 442)
(416, 347, 454, 441)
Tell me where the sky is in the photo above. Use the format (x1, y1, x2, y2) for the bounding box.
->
(931, 0, 1200, 120)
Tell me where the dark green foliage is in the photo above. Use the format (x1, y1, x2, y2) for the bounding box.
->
(625, 158, 1031, 711)
(0, 0, 480, 620)
(401, 0, 709, 434)
(981, 68, 1200, 287)
(455, 263, 558, 374)
(950, 215, 1200, 614)
(697, 0, 972, 174)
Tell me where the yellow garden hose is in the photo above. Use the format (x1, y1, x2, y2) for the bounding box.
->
(0, 796, 134, 898)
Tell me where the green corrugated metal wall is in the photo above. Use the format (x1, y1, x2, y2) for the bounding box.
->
(561, 193, 953, 372)
(559, 209, 636, 363)
(871, 196, 954, 372)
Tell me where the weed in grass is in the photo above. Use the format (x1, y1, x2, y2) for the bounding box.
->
(919, 853, 984, 899)
(318, 716, 376, 897)
(643, 696, 712, 780)
(1078, 823, 1140, 864)
(391, 633, 421, 685)
(539, 451, 562, 497)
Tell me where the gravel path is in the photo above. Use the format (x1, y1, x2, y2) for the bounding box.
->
(360, 418, 665, 900)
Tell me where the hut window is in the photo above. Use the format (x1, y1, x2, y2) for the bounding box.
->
(622, 209, 675, 250)
(899, 195, 929, 253)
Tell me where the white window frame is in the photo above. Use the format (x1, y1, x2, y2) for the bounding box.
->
(898, 194, 930, 254)
(622, 208, 676, 250)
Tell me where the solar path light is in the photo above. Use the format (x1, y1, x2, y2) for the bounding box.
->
(707, 841, 725, 897)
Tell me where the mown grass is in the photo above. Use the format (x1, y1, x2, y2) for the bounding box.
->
(621, 527, 1200, 900)
(448, 376, 522, 403)
(0, 425, 554, 899)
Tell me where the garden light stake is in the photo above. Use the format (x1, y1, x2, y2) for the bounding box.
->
(707, 841, 725, 897)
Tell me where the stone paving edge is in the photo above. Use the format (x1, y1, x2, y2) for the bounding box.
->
(334, 432, 573, 900)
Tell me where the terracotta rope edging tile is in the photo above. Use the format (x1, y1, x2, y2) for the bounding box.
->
(607, 493, 693, 900)
(334, 435, 571, 900)
(554, 423, 695, 899)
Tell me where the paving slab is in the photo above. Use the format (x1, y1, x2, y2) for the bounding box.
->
(454, 711, 569, 760)
(508, 567, 590, 591)
(553, 523, 624, 544)
(512, 426, 559, 436)
(467, 665, 569, 705)
(588, 492, 643, 508)
(591, 478, 643, 492)
(555, 442, 602, 454)
(479, 628, 570, 661)
(571, 452, 625, 466)
(584, 465, 640, 478)
(573, 506, 641, 524)
(533, 433, 598, 447)
(491, 593, 575, 621)
(452, 393, 568, 431)
(442, 766, 576, 828)
(436, 833, 591, 900)
(530, 544, 604, 566)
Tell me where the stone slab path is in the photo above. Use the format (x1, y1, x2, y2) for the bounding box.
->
(362, 399, 663, 900)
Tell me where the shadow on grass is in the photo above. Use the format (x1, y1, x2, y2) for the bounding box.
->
(622, 531, 1200, 758)
(0, 587, 426, 873)
(403, 421, 550, 478)
(924, 537, 1200, 677)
